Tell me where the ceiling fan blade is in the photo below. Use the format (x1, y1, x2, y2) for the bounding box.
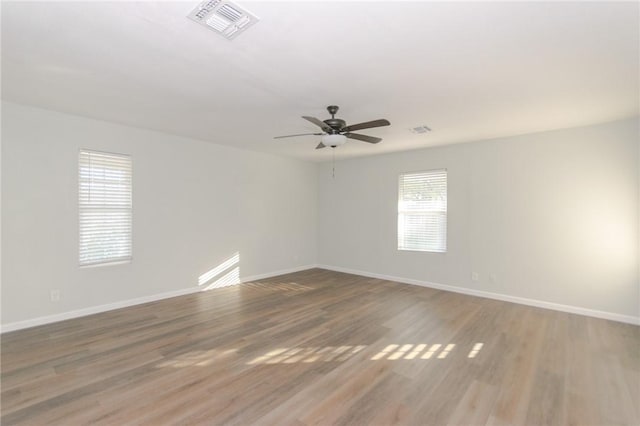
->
(315, 142, 326, 149)
(274, 133, 323, 139)
(345, 133, 382, 144)
(302, 116, 332, 132)
(343, 119, 390, 132)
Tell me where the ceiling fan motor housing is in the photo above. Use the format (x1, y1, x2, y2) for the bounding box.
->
(324, 118, 346, 132)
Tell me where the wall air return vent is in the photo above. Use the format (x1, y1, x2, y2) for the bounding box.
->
(188, 0, 259, 40)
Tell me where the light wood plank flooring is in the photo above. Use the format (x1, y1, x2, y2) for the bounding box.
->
(2, 268, 639, 425)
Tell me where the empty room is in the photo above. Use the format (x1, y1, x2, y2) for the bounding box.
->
(1, 1, 638, 425)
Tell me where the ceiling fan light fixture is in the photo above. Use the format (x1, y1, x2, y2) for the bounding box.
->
(321, 134, 347, 147)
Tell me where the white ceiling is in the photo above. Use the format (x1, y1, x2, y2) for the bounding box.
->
(2, 1, 638, 162)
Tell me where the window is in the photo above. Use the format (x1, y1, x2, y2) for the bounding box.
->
(79, 150, 132, 266)
(398, 169, 447, 252)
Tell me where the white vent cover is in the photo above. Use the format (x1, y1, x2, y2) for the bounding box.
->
(410, 125, 432, 134)
(188, 0, 259, 40)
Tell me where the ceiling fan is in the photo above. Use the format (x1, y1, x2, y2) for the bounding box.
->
(274, 105, 391, 149)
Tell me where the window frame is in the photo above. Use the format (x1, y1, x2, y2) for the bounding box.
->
(397, 169, 448, 253)
(78, 149, 133, 267)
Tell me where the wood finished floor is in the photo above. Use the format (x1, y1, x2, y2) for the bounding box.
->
(1, 268, 639, 425)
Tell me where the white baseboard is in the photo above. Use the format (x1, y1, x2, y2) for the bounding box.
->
(4, 263, 636, 333)
(241, 264, 317, 283)
(0, 264, 317, 333)
(316, 264, 640, 326)
(0, 287, 201, 334)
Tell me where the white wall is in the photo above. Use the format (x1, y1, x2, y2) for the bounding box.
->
(1, 102, 318, 327)
(318, 118, 639, 320)
(2, 102, 638, 328)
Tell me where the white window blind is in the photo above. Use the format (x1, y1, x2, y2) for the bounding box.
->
(398, 169, 447, 252)
(79, 150, 132, 266)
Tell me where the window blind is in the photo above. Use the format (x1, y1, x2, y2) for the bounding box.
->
(398, 169, 447, 252)
(79, 150, 132, 266)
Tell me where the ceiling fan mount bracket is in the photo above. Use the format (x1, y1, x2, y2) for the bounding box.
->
(326, 105, 339, 117)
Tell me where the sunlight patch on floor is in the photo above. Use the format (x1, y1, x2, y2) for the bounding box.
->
(240, 281, 315, 293)
(468, 342, 484, 358)
(199, 252, 240, 290)
(247, 345, 367, 365)
(370, 343, 483, 361)
(157, 348, 237, 368)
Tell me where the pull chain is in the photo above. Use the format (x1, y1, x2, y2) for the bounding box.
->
(332, 148, 335, 178)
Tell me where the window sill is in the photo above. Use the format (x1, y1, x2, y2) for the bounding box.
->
(79, 259, 132, 269)
(398, 248, 447, 254)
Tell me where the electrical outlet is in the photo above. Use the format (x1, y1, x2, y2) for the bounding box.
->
(490, 273, 497, 284)
(50, 289, 61, 302)
(471, 272, 479, 282)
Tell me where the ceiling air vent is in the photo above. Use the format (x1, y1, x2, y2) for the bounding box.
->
(409, 125, 432, 134)
(188, 0, 259, 40)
